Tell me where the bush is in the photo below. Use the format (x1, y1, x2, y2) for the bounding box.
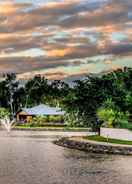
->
(97, 108, 116, 128)
(116, 120, 129, 129)
(64, 112, 85, 127)
(30, 115, 63, 127)
(31, 116, 47, 126)
(97, 107, 129, 128)
(0, 108, 10, 119)
(48, 115, 63, 123)
(117, 120, 132, 130)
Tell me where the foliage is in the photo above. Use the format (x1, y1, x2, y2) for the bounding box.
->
(63, 77, 102, 128)
(31, 115, 63, 127)
(0, 108, 10, 119)
(97, 98, 129, 128)
(64, 112, 85, 127)
(97, 107, 129, 128)
(24, 75, 49, 107)
(31, 116, 48, 126)
(0, 73, 25, 118)
(48, 115, 63, 123)
(117, 121, 132, 130)
(1, 67, 132, 130)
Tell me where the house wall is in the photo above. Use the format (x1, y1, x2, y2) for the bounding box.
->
(101, 128, 132, 141)
(26, 116, 32, 122)
(16, 112, 33, 122)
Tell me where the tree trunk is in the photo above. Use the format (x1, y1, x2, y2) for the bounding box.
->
(97, 127, 100, 136)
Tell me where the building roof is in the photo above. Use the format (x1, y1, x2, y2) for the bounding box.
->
(21, 104, 65, 116)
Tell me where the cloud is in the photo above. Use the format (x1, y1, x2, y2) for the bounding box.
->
(0, 2, 31, 15)
(0, 0, 132, 80)
(46, 48, 71, 57)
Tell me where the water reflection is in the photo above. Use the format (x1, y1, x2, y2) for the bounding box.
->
(0, 131, 131, 184)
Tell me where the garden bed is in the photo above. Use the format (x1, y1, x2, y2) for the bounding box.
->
(54, 136, 132, 155)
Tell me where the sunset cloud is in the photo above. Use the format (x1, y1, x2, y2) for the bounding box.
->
(46, 48, 71, 57)
(0, 0, 132, 80)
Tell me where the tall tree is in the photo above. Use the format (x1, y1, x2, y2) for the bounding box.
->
(25, 75, 49, 107)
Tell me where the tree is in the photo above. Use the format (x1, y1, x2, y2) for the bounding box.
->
(63, 68, 132, 131)
(45, 80, 70, 107)
(0, 108, 10, 119)
(0, 74, 21, 118)
(25, 75, 49, 107)
(0, 67, 132, 132)
(63, 75, 105, 129)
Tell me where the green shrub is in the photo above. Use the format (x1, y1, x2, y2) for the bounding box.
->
(119, 121, 132, 130)
(31, 115, 63, 127)
(116, 120, 130, 129)
(64, 112, 85, 127)
(0, 108, 10, 119)
(32, 116, 47, 126)
(48, 115, 63, 123)
(97, 106, 129, 128)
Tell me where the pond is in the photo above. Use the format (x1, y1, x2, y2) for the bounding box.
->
(0, 131, 132, 184)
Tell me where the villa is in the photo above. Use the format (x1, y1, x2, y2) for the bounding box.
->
(16, 104, 65, 123)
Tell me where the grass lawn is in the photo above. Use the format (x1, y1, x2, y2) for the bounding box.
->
(84, 135, 132, 145)
(14, 125, 90, 131)
(14, 125, 64, 129)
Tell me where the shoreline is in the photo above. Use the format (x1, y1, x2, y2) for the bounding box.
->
(54, 137, 132, 155)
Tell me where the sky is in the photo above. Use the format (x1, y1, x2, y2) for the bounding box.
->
(0, 0, 132, 80)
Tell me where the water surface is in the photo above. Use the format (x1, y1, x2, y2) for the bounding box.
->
(0, 131, 132, 184)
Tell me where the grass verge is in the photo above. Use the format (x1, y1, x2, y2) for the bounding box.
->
(14, 125, 90, 131)
(84, 135, 132, 145)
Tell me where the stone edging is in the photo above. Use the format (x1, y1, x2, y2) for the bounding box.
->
(54, 137, 132, 155)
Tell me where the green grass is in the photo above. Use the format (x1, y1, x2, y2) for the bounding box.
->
(84, 135, 132, 145)
(14, 125, 65, 129)
(14, 125, 90, 131)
